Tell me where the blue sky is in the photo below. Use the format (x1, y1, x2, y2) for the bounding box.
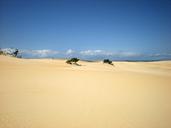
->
(0, 0, 171, 60)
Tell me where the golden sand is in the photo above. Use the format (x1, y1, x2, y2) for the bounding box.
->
(0, 55, 171, 128)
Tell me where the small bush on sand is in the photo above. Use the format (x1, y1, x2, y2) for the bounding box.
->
(0, 50, 3, 55)
(103, 59, 113, 65)
(66, 59, 72, 64)
(66, 58, 79, 64)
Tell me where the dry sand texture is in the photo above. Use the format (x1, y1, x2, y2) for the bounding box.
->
(0, 55, 171, 128)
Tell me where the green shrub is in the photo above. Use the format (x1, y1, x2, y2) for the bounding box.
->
(0, 50, 3, 55)
(66, 58, 79, 64)
(103, 59, 113, 65)
(66, 59, 72, 64)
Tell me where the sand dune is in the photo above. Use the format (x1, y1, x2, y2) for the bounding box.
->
(0, 55, 171, 128)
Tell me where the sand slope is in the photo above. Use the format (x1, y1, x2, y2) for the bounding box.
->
(0, 55, 171, 128)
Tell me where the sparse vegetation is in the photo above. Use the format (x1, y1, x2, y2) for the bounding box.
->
(66, 59, 72, 64)
(12, 49, 19, 57)
(0, 49, 3, 55)
(0, 48, 6, 55)
(66, 58, 80, 65)
(0, 48, 21, 58)
(103, 59, 113, 65)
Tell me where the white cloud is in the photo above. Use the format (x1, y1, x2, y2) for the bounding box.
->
(21, 49, 59, 57)
(80, 50, 139, 57)
(114, 52, 142, 57)
(66, 49, 75, 54)
(1, 48, 17, 54)
(80, 50, 94, 55)
(80, 50, 112, 56)
(2, 48, 171, 60)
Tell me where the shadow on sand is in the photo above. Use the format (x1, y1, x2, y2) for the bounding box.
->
(72, 63, 82, 66)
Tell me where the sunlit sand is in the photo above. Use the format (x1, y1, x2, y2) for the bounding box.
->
(0, 55, 171, 128)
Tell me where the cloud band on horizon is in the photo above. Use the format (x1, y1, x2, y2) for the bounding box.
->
(1, 48, 171, 60)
